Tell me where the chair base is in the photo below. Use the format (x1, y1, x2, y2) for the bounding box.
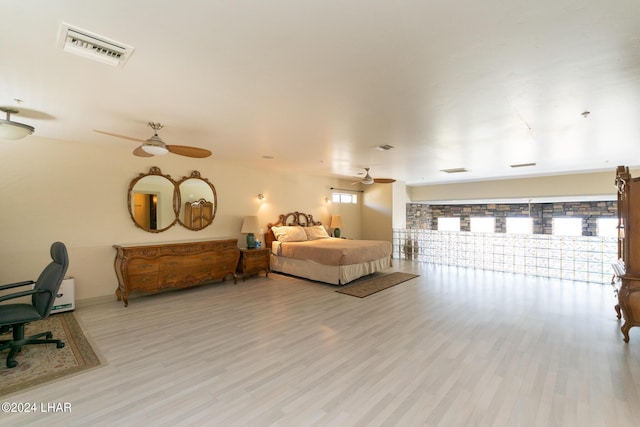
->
(0, 324, 65, 368)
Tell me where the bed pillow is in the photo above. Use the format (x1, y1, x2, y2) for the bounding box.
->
(304, 225, 330, 240)
(271, 225, 307, 242)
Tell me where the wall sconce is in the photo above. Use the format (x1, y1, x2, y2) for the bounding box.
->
(325, 197, 331, 204)
(258, 193, 265, 201)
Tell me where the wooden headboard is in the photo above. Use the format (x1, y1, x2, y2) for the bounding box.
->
(264, 211, 322, 247)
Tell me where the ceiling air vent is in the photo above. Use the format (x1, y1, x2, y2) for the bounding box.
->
(57, 23, 134, 68)
(510, 162, 537, 168)
(375, 144, 395, 151)
(440, 168, 468, 174)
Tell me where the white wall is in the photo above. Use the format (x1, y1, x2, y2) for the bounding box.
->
(392, 180, 409, 229)
(408, 170, 631, 203)
(362, 184, 393, 241)
(0, 137, 354, 301)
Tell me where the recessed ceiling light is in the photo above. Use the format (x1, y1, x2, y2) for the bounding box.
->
(375, 144, 395, 151)
(581, 111, 590, 118)
(262, 155, 274, 159)
(440, 168, 468, 174)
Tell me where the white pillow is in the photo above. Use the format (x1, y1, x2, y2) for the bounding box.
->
(304, 225, 330, 240)
(271, 226, 307, 242)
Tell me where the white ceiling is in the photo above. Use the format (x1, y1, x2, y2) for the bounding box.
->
(2, 1, 639, 185)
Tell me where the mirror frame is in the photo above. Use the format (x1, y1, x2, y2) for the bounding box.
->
(127, 167, 218, 233)
(176, 171, 218, 231)
(127, 166, 179, 233)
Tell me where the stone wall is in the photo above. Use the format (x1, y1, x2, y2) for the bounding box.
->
(406, 201, 616, 236)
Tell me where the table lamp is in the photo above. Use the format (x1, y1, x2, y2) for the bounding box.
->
(330, 215, 344, 238)
(241, 216, 259, 248)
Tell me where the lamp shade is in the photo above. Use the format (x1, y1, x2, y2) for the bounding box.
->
(330, 215, 343, 229)
(241, 216, 259, 233)
(141, 144, 169, 155)
(0, 108, 34, 140)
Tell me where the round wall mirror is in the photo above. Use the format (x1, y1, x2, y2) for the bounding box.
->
(128, 167, 178, 232)
(177, 171, 217, 230)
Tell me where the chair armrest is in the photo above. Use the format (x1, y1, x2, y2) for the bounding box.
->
(0, 280, 35, 291)
(0, 288, 50, 303)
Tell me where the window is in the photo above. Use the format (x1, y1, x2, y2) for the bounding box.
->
(506, 217, 533, 234)
(332, 193, 357, 204)
(552, 217, 583, 236)
(438, 217, 460, 231)
(470, 217, 495, 233)
(597, 218, 618, 237)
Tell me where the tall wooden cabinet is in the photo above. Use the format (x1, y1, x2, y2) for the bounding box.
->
(615, 166, 640, 342)
(113, 239, 240, 306)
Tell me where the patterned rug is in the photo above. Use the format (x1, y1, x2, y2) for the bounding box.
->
(0, 312, 100, 397)
(336, 272, 420, 298)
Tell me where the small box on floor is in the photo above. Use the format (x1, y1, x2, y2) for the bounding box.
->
(51, 277, 75, 314)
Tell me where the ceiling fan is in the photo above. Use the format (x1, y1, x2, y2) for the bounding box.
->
(94, 122, 212, 158)
(354, 167, 396, 185)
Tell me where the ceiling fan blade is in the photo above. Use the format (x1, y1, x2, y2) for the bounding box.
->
(133, 146, 154, 157)
(374, 178, 396, 184)
(93, 130, 146, 143)
(167, 145, 212, 158)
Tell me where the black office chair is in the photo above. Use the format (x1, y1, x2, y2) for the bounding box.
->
(0, 242, 69, 368)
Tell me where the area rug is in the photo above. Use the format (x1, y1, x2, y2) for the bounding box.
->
(0, 312, 100, 397)
(336, 272, 420, 298)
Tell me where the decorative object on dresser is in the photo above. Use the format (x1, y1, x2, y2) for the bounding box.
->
(241, 215, 260, 249)
(237, 248, 270, 281)
(615, 166, 640, 342)
(266, 211, 392, 285)
(127, 167, 217, 233)
(112, 239, 240, 306)
(330, 215, 344, 238)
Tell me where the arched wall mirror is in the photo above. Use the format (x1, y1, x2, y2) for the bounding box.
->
(177, 171, 217, 230)
(127, 167, 217, 233)
(128, 167, 178, 233)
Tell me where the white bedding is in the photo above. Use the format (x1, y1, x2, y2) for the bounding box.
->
(269, 238, 392, 285)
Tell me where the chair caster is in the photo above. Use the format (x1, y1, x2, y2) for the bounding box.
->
(7, 359, 18, 368)
(46, 332, 53, 339)
(57, 342, 65, 348)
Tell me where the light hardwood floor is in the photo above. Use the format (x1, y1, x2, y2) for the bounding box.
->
(4, 260, 640, 427)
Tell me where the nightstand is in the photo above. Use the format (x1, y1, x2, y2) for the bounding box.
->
(237, 248, 270, 281)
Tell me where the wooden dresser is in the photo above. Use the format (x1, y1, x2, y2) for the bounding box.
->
(615, 166, 640, 342)
(113, 239, 240, 306)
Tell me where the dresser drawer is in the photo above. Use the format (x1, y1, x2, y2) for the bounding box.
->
(128, 272, 160, 291)
(127, 259, 159, 274)
(245, 256, 269, 270)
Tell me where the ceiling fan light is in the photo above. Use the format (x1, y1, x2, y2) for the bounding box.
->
(0, 108, 35, 140)
(0, 119, 34, 140)
(141, 144, 169, 155)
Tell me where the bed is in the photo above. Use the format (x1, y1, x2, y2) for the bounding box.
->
(265, 211, 392, 285)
